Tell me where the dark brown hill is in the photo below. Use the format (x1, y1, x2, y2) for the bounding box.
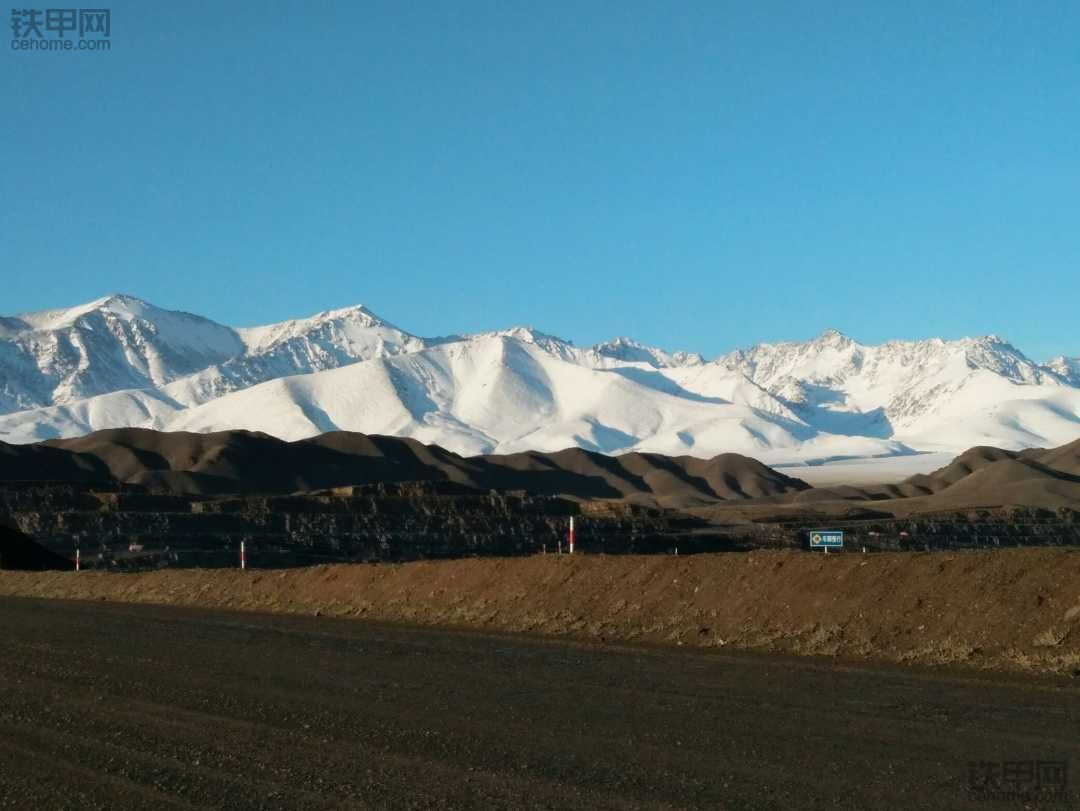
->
(872, 440, 1080, 513)
(908, 440, 1080, 493)
(905, 446, 1020, 493)
(3, 428, 810, 507)
(1025, 437, 1080, 477)
(689, 437, 1080, 521)
(0, 440, 112, 483)
(8, 429, 1080, 514)
(913, 457, 1080, 511)
(45, 429, 475, 495)
(475, 448, 809, 506)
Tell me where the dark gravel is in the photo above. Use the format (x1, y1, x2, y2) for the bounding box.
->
(0, 597, 1076, 809)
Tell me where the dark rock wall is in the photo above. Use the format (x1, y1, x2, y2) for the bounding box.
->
(4, 482, 1078, 570)
(2, 482, 732, 569)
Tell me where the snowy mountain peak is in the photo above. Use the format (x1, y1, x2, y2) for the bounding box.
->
(19, 293, 154, 330)
(308, 303, 404, 330)
(591, 336, 706, 368)
(0, 295, 244, 413)
(462, 327, 578, 362)
(811, 328, 852, 346)
(306, 303, 386, 324)
(89, 292, 151, 312)
(702, 329, 1079, 440)
(962, 333, 1019, 354)
(236, 303, 410, 354)
(0, 295, 1077, 464)
(154, 302, 430, 408)
(490, 326, 571, 345)
(1045, 356, 1080, 386)
(17, 294, 230, 340)
(952, 334, 1053, 385)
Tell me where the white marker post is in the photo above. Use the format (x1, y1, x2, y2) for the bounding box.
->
(568, 516, 575, 555)
(240, 541, 246, 570)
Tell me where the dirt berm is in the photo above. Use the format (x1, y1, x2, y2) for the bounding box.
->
(2, 550, 1079, 676)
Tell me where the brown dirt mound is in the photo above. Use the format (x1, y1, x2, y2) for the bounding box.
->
(2, 550, 1078, 675)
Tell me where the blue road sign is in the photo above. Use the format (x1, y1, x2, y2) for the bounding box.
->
(809, 530, 844, 549)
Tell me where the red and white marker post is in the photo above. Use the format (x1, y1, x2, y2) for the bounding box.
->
(568, 516, 575, 555)
(75, 548, 80, 572)
(240, 541, 246, 570)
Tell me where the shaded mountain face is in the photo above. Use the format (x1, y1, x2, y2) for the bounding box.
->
(1, 427, 810, 507)
(0, 296, 1077, 465)
(0, 437, 114, 482)
(0, 519, 74, 571)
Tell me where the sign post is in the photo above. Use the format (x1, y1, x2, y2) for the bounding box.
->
(809, 531, 844, 553)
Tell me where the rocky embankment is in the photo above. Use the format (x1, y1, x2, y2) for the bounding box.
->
(2, 481, 736, 568)
(2, 549, 1079, 676)
(6, 478, 1080, 574)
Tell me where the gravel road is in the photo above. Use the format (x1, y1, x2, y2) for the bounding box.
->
(0, 597, 1076, 809)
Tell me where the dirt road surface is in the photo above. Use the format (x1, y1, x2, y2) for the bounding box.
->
(0, 597, 1076, 809)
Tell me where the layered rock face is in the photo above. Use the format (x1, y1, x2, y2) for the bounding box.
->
(4, 479, 1079, 571)
(1, 481, 738, 569)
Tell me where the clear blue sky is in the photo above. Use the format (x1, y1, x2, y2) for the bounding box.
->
(3, 2, 1078, 360)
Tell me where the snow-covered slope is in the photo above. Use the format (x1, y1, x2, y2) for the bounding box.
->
(0, 295, 243, 413)
(0, 388, 182, 444)
(164, 304, 426, 406)
(160, 334, 826, 457)
(696, 329, 1079, 449)
(0, 295, 1077, 466)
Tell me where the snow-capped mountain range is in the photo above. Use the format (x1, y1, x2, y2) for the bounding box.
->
(1, 295, 1078, 471)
